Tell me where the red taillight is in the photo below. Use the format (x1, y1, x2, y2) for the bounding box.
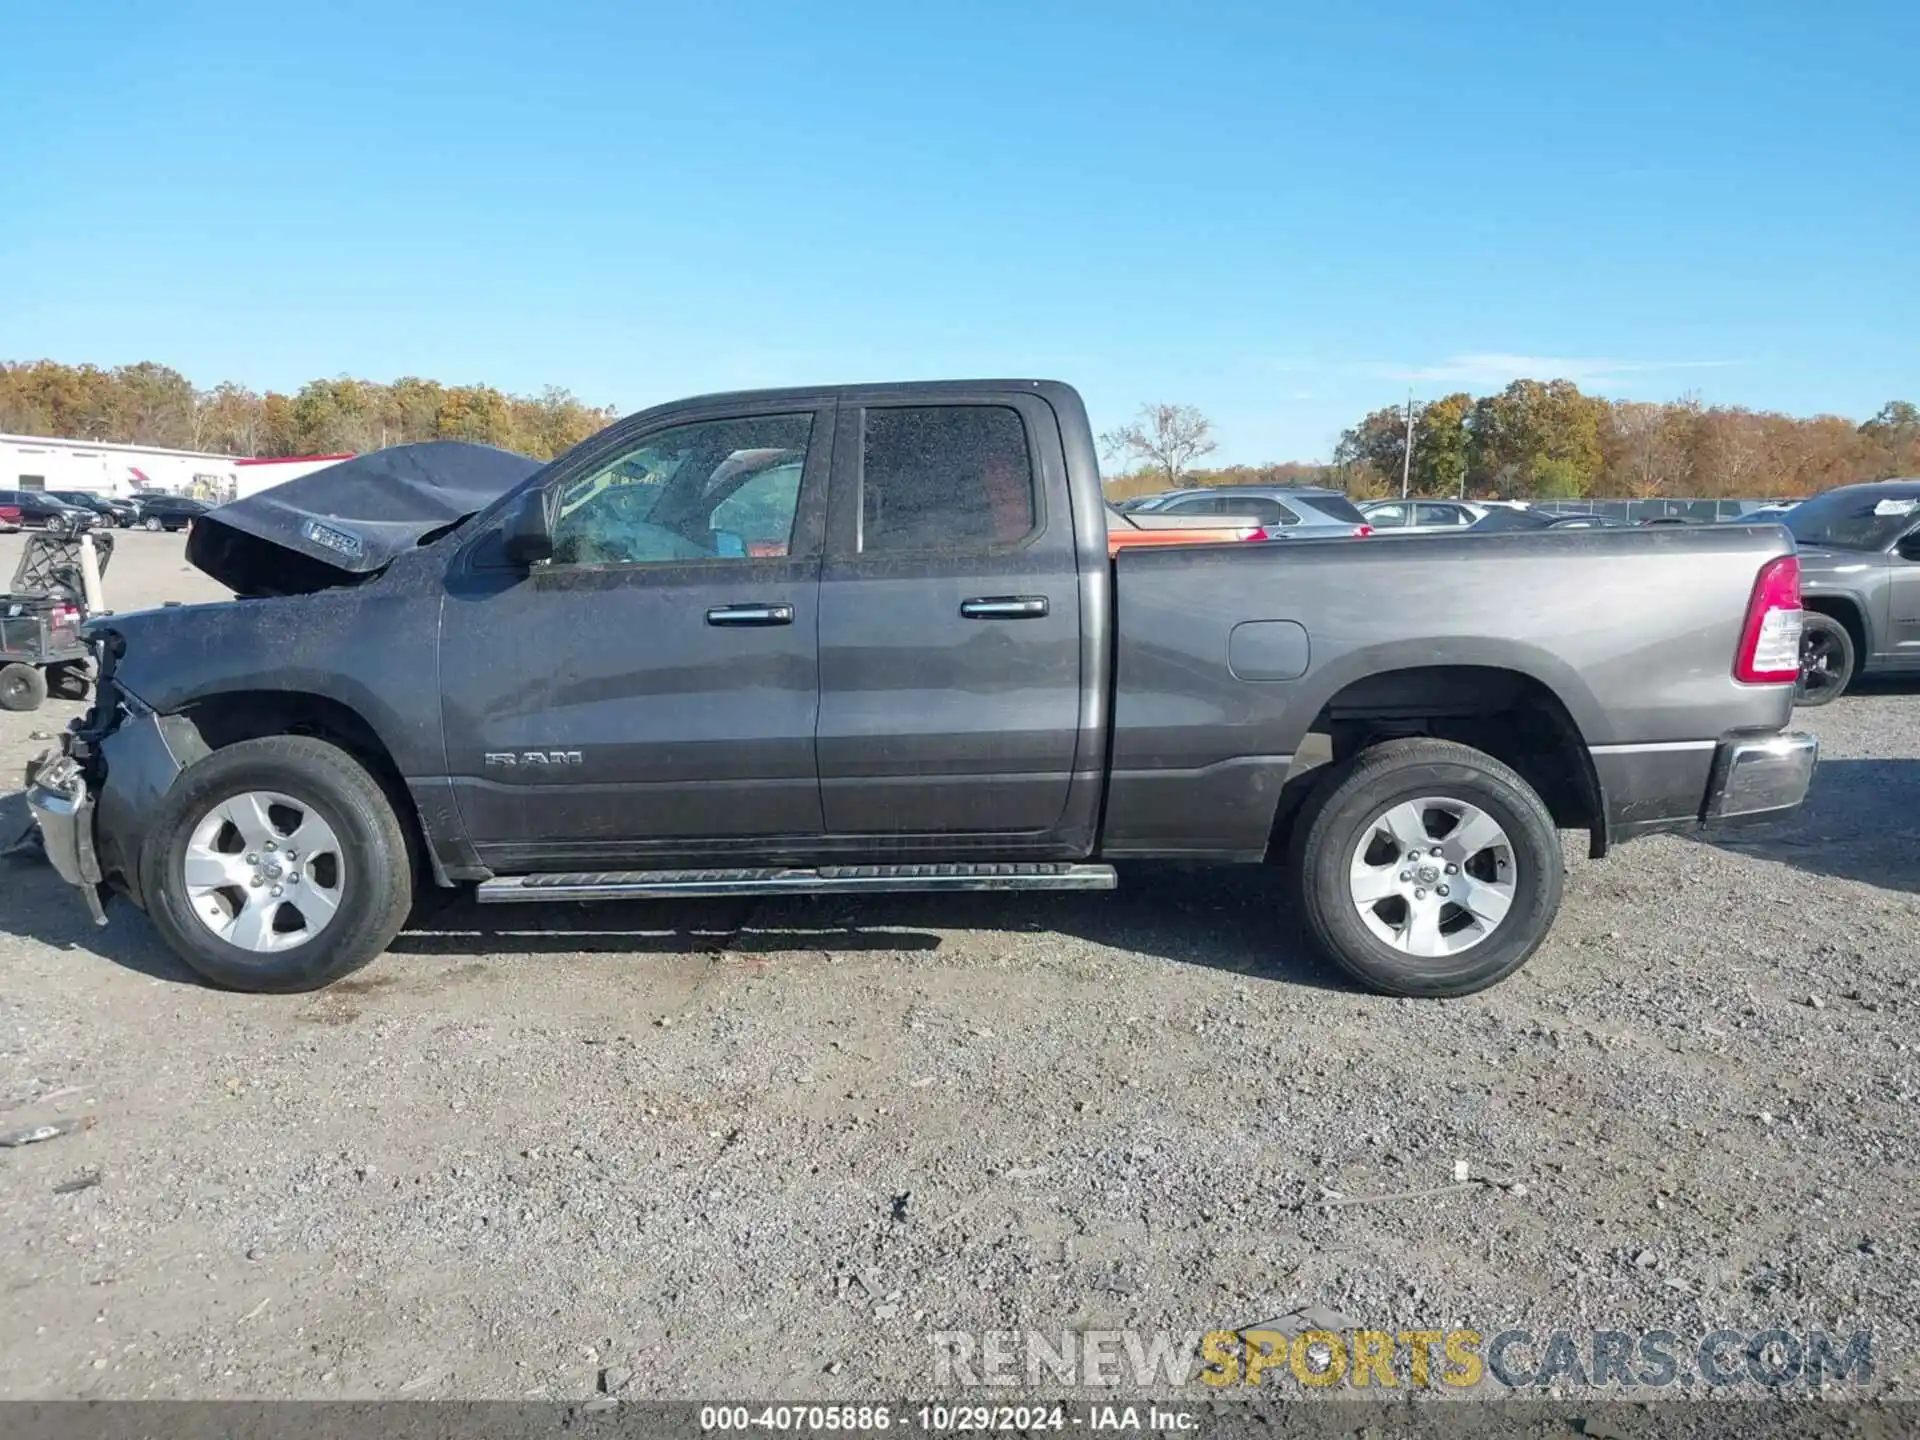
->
(1734, 554, 1802, 683)
(1352, 524, 1374, 537)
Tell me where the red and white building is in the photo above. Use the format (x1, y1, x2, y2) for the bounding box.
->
(0, 433, 350, 503)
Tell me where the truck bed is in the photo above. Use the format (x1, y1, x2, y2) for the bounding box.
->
(1099, 523, 1798, 858)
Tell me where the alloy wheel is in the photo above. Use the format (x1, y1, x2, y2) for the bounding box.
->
(1348, 796, 1517, 957)
(181, 791, 345, 952)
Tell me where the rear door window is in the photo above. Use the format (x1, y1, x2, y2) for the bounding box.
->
(1304, 493, 1368, 525)
(1210, 495, 1289, 526)
(860, 405, 1036, 552)
(1366, 503, 1409, 528)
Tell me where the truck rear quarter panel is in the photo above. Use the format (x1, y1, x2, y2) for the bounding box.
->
(1101, 525, 1798, 858)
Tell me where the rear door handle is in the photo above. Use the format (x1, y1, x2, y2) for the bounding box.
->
(706, 603, 793, 627)
(960, 596, 1050, 620)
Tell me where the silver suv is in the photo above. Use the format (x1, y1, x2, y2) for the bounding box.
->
(1359, 499, 1487, 533)
(1125, 486, 1373, 538)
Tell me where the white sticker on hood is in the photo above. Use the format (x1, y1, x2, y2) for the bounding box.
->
(303, 519, 363, 558)
(1873, 499, 1918, 516)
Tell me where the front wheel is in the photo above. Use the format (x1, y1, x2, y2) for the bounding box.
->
(143, 516, 163, 532)
(1795, 613, 1853, 707)
(1292, 737, 1563, 997)
(139, 736, 414, 992)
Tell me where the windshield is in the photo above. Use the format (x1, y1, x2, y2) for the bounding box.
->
(1786, 489, 1920, 551)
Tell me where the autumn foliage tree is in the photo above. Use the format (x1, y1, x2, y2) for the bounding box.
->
(1336, 381, 1920, 501)
(0, 360, 615, 462)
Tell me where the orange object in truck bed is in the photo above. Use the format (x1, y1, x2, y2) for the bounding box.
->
(1107, 523, 1266, 556)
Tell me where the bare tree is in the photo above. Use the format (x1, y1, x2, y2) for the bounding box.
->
(1099, 403, 1217, 486)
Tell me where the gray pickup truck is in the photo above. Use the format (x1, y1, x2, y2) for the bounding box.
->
(28, 380, 1817, 998)
(1781, 479, 1920, 704)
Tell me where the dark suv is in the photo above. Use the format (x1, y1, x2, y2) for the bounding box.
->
(132, 495, 211, 532)
(50, 490, 138, 527)
(0, 490, 97, 530)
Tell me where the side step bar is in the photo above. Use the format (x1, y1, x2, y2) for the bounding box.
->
(475, 862, 1118, 904)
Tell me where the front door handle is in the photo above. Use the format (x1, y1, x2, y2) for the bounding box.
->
(706, 603, 793, 627)
(960, 596, 1050, 620)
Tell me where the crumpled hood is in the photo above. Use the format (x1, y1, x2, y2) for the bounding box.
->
(186, 441, 542, 596)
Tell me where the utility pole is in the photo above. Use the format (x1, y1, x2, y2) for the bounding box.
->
(1400, 392, 1415, 500)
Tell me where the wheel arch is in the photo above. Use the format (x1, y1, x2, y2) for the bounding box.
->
(1801, 593, 1869, 665)
(1268, 662, 1606, 859)
(170, 690, 448, 886)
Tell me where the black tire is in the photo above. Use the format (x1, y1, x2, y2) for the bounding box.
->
(138, 736, 414, 993)
(143, 516, 163, 532)
(1795, 612, 1853, 707)
(1292, 737, 1563, 998)
(0, 663, 48, 712)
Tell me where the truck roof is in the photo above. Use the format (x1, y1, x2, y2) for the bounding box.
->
(635, 379, 1079, 411)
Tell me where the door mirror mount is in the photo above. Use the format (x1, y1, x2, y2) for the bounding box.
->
(502, 492, 554, 568)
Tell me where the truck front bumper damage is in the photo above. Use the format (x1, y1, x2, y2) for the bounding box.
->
(1703, 730, 1819, 823)
(26, 690, 201, 925)
(25, 752, 107, 924)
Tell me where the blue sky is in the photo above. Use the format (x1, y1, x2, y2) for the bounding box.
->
(4, 1, 1914, 462)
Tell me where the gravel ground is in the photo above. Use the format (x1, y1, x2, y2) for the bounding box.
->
(0, 529, 1914, 1403)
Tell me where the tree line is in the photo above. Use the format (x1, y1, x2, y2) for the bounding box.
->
(1103, 386, 1920, 501)
(1331, 384, 1920, 500)
(10, 359, 1917, 500)
(0, 360, 616, 462)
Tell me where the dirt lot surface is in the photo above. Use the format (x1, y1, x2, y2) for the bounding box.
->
(0, 529, 1915, 1402)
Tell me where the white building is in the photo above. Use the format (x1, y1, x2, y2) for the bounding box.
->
(0, 433, 351, 503)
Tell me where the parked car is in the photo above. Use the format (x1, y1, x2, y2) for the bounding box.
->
(0, 490, 96, 531)
(0, 501, 19, 533)
(1360, 499, 1486, 533)
(1104, 506, 1273, 551)
(1640, 515, 1705, 527)
(1745, 503, 1800, 523)
(1781, 479, 1920, 705)
(1543, 515, 1630, 530)
(27, 379, 1814, 1000)
(1467, 506, 1554, 533)
(50, 490, 139, 527)
(131, 494, 210, 532)
(1129, 485, 1375, 538)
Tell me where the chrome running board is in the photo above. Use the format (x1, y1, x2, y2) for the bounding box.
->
(475, 862, 1118, 903)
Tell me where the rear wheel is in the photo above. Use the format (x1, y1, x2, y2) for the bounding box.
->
(1292, 737, 1563, 997)
(1795, 613, 1853, 707)
(139, 737, 414, 992)
(0, 663, 48, 712)
(143, 516, 163, 532)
